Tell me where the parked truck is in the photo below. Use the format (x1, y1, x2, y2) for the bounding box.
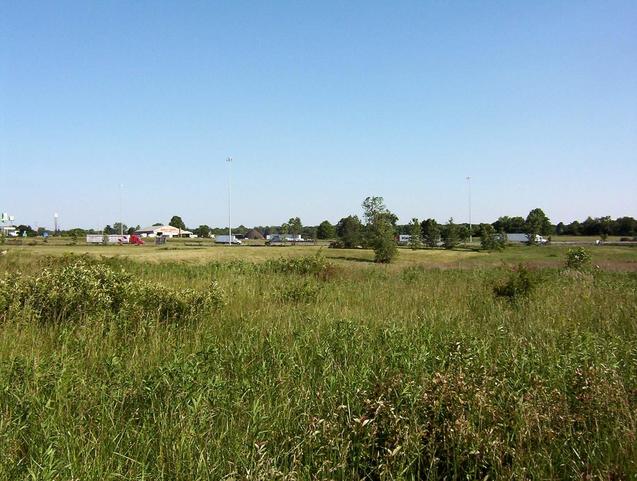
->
(215, 235, 242, 245)
(506, 233, 548, 244)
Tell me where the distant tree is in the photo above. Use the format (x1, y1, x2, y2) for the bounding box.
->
(525, 208, 551, 244)
(408, 218, 422, 249)
(336, 215, 363, 248)
(288, 217, 302, 237)
(362, 196, 387, 225)
(599, 216, 613, 241)
(103, 225, 115, 235)
(421, 218, 441, 248)
(194, 225, 211, 238)
(280, 222, 289, 235)
(555, 222, 566, 235)
(493, 216, 526, 233)
(127, 226, 136, 235)
(16, 225, 36, 237)
(442, 218, 460, 249)
(615, 216, 637, 236)
(458, 225, 470, 244)
(370, 214, 398, 263)
(152, 222, 163, 227)
(169, 216, 186, 231)
(113, 222, 128, 235)
(302, 226, 317, 240)
(480, 223, 500, 250)
(317, 220, 336, 239)
(567, 220, 581, 235)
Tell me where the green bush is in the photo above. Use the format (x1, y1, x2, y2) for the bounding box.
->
(0, 259, 225, 324)
(566, 247, 592, 270)
(262, 254, 332, 276)
(493, 264, 536, 302)
(276, 280, 322, 303)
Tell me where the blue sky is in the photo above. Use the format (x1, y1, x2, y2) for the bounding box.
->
(1, 1, 635, 230)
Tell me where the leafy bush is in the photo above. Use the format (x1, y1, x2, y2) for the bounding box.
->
(275, 280, 322, 303)
(0, 259, 224, 323)
(262, 254, 332, 276)
(566, 247, 592, 270)
(493, 264, 536, 302)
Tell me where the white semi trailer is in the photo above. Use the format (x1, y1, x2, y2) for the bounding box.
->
(215, 235, 242, 245)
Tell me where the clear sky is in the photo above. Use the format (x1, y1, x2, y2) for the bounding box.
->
(1, 1, 636, 230)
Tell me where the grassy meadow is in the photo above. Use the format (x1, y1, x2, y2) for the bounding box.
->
(0, 241, 636, 479)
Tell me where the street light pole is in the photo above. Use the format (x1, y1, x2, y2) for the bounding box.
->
(226, 157, 232, 246)
(466, 176, 472, 244)
(119, 183, 124, 236)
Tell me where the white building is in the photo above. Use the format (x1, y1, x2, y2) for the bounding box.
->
(135, 225, 195, 238)
(1, 225, 17, 237)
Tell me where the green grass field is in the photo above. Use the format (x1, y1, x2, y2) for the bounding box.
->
(0, 243, 636, 479)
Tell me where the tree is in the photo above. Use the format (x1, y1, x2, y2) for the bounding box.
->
(493, 216, 526, 233)
(421, 218, 441, 248)
(336, 215, 363, 248)
(194, 225, 211, 238)
(458, 225, 470, 244)
(362, 196, 387, 225)
(16, 225, 36, 237)
(408, 218, 422, 249)
(169, 216, 186, 231)
(442, 218, 460, 249)
(127, 226, 136, 235)
(112, 222, 128, 235)
(480, 223, 501, 250)
(599, 216, 613, 241)
(152, 222, 163, 226)
(525, 208, 551, 244)
(288, 217, 302, 237)
(370, 214, 398, 263)
(317, 220, 336, 239)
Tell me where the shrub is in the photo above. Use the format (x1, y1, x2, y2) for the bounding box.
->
(565, 247, 592, 270)
(0, 258, 224, 324)
(262, 254, 332, 276)
(493, 264, 536, 302)
(276, 280, 322, 303)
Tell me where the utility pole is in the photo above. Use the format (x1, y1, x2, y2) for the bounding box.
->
(226, 157, 232, 245)
(466, 176, 472, 244)
(119, 183, 124, 236)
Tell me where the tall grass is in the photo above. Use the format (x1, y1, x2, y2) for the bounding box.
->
(0, 254, 635, 479)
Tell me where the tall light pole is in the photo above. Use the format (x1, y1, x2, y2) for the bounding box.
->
(466, 176, 472, 244)
(119, 183, 124, 236)
(226, 157, 232, 246)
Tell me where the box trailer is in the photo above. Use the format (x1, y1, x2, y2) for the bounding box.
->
(506, 233, 548, 244)
(215, 235, 242, 245)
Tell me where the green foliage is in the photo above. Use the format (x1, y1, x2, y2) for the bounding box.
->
(370, 214, 398, 263)
(408, 218, 422, 249)
(193, 225, 211, 238)
(525, 208, 552, 243)
(0, 258, 224, 324)
(316, 220, 336, 239)
(442, 218, 460, 249)
(287, 217, 302, 236)
(480, 223, 502, 251)
(276, 280, 322, 303)
(0, 251, 636, 479)
(421, 218, 441, 248)
(169, 215, 186, 231)
(336, 215, 363, 248)
(493, 264, 536, 301)
(263, 254, 333, 276)
(566, 247, 592, 270)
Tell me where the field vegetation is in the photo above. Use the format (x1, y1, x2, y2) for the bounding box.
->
(0, 244, 636, 479)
